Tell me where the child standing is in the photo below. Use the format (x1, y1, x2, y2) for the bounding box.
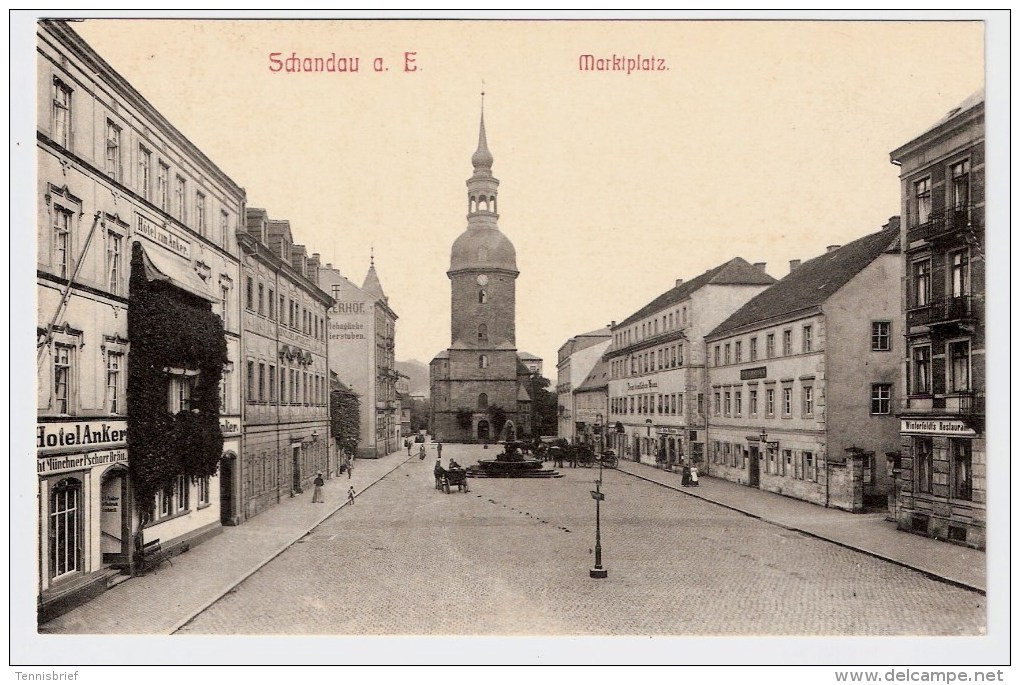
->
(347, 486, 356, 505)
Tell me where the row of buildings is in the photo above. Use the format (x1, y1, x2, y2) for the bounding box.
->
(558, 91, 985, 550)
(35, 21, 403, 620)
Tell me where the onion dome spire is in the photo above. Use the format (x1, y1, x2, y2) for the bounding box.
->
(471, 91, 493, 172)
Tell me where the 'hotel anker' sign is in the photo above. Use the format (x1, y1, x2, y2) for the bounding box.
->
(900, 418, 977, 437)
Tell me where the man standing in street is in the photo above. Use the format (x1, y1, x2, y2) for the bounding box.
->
(437, 441, 443, 459)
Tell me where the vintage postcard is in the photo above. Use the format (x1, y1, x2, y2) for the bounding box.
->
(12, 10, 1009, 673)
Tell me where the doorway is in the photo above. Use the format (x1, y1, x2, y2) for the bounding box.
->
(477, 420, 490, 442)
(292, 445, 303, 493)
(219, 454, 236, 525)
(100, 468, 128, 565)
(748, 445, 760, 487)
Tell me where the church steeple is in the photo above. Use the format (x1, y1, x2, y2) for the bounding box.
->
(466, 92, 499, 226)
(362, 247, 387, 303)
(471, 98, 494, 173)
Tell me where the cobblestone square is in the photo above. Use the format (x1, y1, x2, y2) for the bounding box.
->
(178, 444, 985, 636)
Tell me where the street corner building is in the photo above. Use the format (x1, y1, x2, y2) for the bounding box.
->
(604, 258, 777, 469)
(319, 254, 400, 458)
(36, 20, 245, 620)
(889, 91, 985, 550)
(704, 222, 903, 513)
(556, 325, 613, 443)
(237, 209, 333, 518)
(429, 106, 534, 443)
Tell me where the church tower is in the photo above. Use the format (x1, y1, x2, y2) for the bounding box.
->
(430, 102, 531, 442)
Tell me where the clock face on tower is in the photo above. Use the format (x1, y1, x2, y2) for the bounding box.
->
(476, 274, 489, 285)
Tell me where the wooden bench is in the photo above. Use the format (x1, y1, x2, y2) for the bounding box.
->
(135, 538, 173, 573)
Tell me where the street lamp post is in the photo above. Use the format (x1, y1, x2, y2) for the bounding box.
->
(590, 413, 607, 579)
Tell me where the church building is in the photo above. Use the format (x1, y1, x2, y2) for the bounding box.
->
(430, 106, 532, 443)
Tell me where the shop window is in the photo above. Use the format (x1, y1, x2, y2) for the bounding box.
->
(914, 437, 934, 494)
(49, 477, 82, 581)
(950, 439, 972, 501)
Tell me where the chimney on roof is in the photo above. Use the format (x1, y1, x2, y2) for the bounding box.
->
(826, 245, 841, 253)
(789, 259, 801, 273)
(885, 216, 901, 231)
(675, 279, 683, 287)
(753, 262, 767, 272)
(610, 321, 616, 328)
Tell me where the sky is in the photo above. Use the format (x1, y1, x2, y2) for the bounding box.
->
(61, 16, 987, 375)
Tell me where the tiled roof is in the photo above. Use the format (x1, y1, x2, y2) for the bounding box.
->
(576, 357, 610, 392)
(617, 258, 776, 329)
(518, 351, 542, 361)
(708, 220, 901, 339)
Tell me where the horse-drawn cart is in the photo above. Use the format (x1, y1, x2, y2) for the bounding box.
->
(440, 465, 470, 493)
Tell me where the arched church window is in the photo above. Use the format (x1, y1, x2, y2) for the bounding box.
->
(479, 290, 487, 304)
(477, 324, 488, 342)
(470, 196, 477, 213)
(479, 354, 488, 369)
(479, 197, 488, 212)
(490, 196, 496, 213)
(478, 393, 488, 409)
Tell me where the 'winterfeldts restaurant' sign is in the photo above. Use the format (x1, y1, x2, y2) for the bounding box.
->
(900, 418, 977, 437)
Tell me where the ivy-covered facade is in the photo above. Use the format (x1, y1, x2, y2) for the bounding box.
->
(36, 20, 245, 622)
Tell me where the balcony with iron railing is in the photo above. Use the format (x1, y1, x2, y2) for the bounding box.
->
(906, 204, 980, 245)
(906, 294, 975, 329)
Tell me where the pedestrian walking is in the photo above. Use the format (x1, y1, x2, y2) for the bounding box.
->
(406, 438, 412, 456)
(347, 486, 356, 505)
(437, 442, 443, 458)
(312, 472, 325, 503)
(681, 462, 692, 487)
(690, 465, 700, 487)
(419, 444, 427, 461)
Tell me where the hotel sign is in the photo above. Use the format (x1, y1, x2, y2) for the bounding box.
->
(740, 366, 768, 380)
(900, 418, 977, 437)
(220, 416, 241, 437)
(37, 420, 128, 455)
(135, 215, 191, 259)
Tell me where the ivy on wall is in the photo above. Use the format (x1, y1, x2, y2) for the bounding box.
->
(330, 380, 361, 454)
(455, 408, 473, 430)
(127, 243, 226, 518)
